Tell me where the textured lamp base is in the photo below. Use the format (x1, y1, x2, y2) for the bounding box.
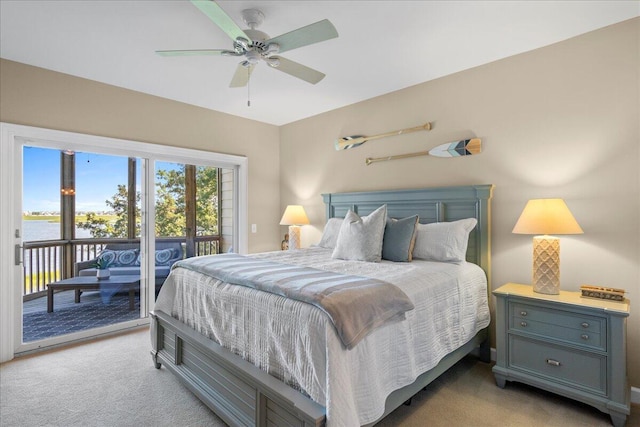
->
(288, 225, 301, 250)
(532, 235, 560, 294)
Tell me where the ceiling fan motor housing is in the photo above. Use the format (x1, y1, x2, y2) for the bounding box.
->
(238, 28, 280, 64)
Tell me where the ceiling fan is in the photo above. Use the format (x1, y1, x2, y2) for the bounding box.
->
(156, 0, 339, 88)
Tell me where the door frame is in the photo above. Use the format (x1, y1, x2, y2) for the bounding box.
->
(0, 122, 248, 361)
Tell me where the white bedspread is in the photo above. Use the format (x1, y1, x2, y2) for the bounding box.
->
(155, 247, 490, 427)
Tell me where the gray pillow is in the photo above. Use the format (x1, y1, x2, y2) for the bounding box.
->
(317, 218, 344, 249)
(332, 205, 387, 262)
(382, 215, 419, 262)
(412, 218, 477, 263)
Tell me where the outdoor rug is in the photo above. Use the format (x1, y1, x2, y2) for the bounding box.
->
(23, 294, 140, 342)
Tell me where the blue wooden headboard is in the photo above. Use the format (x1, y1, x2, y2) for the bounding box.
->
(322, 184, 494, 285)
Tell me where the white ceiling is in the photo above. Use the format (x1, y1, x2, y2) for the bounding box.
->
(1, 1, 638, 126)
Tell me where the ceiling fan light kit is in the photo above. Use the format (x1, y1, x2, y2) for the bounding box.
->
(156, 0, 338, 89)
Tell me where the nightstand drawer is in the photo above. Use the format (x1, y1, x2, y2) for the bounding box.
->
(510, 302, 606, 351)
(509, 335, 606, 395)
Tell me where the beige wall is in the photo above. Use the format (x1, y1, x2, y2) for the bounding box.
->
(0, 59, 281, 253)
(280, 18, 640, 387)
(1, 18, 638, 387)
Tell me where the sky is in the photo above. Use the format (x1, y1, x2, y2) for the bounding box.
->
(22, 146, 175, 213)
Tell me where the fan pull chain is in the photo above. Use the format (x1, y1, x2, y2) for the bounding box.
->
(247, 67, 251, 107)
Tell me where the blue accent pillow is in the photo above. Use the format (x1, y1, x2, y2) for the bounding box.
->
(382, 215, 419, 262)
(155, 248, 177, 265)
(97, 250, 117, 268)
(115, 249, 138, 266)
(97, 249, 139, 267)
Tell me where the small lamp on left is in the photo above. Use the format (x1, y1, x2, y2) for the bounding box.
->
(280, 205, 309, 250)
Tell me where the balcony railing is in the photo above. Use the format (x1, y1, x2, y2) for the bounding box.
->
(22, 236, 220, 300)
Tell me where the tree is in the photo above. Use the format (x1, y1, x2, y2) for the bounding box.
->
(155, 168, 185, 237)
(194, 166, 219, 235)
(77, 165, 218, 238)
(77, 184, 139, 238)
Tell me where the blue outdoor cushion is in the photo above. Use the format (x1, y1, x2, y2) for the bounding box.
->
(155, 248, 177, 265)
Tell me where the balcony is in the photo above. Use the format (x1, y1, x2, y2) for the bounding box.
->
(18, 151, 232, 343)
(22, 236, 220, 342)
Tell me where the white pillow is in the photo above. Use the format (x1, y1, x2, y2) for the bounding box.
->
(317, 218, 344, 249)
(412, 218, 477, 263)
(332, 205, 387, 262)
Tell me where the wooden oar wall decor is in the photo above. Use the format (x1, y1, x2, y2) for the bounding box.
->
(365, 138, 482, 166)
(335, 122, 432, 151)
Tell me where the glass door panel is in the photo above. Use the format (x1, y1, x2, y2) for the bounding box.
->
(153, 162, 232, 298)
(21, 146, 144, 343)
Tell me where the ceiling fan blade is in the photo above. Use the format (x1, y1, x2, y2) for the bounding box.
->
(230, 64, 255, 87)
(156, 49, 230, 57)
(270, 56, 326, 84)
(266, 19, 338, 54)
(190, 0, 249, 43)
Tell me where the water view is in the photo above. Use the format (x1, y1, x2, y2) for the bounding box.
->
(23, 220, 92, 242)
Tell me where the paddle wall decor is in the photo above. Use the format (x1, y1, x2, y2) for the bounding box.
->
(365, 138, 482, 166)
(335, 122, 432, 151)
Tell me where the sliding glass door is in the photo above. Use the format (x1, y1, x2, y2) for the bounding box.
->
(0, 122, 247, 357)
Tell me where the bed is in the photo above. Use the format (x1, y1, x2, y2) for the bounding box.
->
(150, 184, 493, 427)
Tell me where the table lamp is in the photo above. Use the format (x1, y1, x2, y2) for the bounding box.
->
(512, 199, 583, 294)
(279, 205, 309, 250)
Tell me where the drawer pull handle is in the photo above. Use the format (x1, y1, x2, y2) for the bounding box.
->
(581, 334, 589, 340)
(520, 321, 527, 327)
(581, 322, 589, 328)
(520, 311, 528, 316)
(546, 359, 561, 367)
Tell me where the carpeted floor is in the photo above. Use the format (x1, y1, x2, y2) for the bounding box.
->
(1, 328, 637, 427)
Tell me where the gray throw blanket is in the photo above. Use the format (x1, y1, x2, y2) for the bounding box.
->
(172, 253, 415, 349)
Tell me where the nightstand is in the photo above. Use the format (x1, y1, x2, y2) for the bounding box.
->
(492, 283, 630, 427)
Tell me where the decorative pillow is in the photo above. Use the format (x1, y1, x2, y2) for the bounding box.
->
(412, 218, 477, 263)
(332, 205, 387, 262)
(97, 249, 139, 268)
(96, 250, 117, 268)
(155, 248, 177, 265)
(115, 249, 139, 266)
(317, 218, 344, 249)
(382, 215, 419, 262)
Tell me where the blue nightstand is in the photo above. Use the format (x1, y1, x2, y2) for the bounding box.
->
(492, 283, 630, 427)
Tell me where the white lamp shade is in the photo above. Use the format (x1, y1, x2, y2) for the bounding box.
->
(512, 199, 583, 235)
(279, 205, 310, 226)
